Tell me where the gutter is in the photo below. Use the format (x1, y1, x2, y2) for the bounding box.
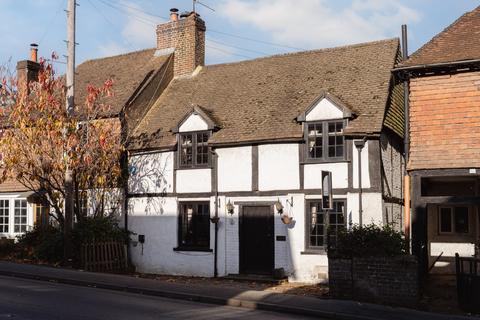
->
(393, 58, 480, 73)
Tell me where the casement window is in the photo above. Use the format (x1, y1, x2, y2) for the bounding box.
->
(305, 120, 346, 162)
(0, 200, 9, 233)
(79, 191, 88, 216)
(35, 203, 49, 226)
(177, 202, 210, 251)
(14, 199, 28, 233)
(306, 200, 346, 250)
(439, 206, 469, 234)
(178, 131, 211, 168)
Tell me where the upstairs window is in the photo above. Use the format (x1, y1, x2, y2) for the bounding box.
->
(306, 120, 346, 162)
(439, 206, 469, 234)
(179, 131, 211, 168)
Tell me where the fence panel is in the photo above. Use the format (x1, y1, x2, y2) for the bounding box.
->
(81, 241, 127, 273)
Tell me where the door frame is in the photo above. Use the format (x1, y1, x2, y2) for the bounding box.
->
(237, 201, 275, 275)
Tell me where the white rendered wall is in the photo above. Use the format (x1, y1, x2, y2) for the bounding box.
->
(217, 147, 252, 192)
(352, 139, 371, 188)
(128, 152, 174, 194)
(346, 192, 383, 226)
(176, 169, 211, 193)
(305, 98, 343, 121)
(258, 144, 299, 191)
(178, 114, 208, 132)
(304, 163, 348, 189)
(128, 196, 222, 276)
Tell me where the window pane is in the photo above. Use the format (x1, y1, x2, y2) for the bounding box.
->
(179, 202, 210, 248)
(326, 121, 344, 158)
(14, 200, 27, 233)
(440, 208, 452, 233)
(0, 199, 8, 233)
(454, 207, 469, 233)
(180, 134, 193, 166)
(308, 200, 345, 249)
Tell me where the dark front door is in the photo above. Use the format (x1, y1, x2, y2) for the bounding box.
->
(240, 205, 274, 275)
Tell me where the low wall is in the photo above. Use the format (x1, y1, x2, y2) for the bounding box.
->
(329, 256, 419, 307)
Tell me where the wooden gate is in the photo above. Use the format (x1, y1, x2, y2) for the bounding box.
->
(81, 241, 128, 273)
(455, 253, 480, 312)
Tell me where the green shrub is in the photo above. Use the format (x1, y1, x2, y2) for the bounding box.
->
(0, 238, 15, 258)
(329, 224, 407, 258)
(15, 225, 64, 263)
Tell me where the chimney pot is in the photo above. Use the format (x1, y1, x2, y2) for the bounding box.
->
(170, 8, 179, 22)
(30, 43, 38, 63)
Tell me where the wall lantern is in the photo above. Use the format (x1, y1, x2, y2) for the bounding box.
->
(275, 198, 284, 214)
(226, 200, 234, 215)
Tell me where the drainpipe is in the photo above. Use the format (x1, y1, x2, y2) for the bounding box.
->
(354, 139, 366, 226)
(212, 150, 219, 278)
(402, 24, 411, 250)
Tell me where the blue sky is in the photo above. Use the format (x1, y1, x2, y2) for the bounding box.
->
(0, 0, 478, 73)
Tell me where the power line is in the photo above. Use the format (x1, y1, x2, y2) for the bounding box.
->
(39, 0, 67, 45)
(95, 0, 158, 26)
(208, 29, 305, 51)
(207, 38, 270, 56)
(101, 0, 168, 21)
(206, 45, 252, 60)
(86, 0, 137, 51)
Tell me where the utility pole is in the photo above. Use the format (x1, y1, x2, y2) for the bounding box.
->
(64, 0, 76, 262)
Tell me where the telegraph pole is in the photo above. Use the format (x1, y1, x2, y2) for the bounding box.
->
(64, 0, 76, 262)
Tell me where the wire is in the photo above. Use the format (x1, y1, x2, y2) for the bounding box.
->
(86, 0, 137, 51)
(95, 0, 158, 26)
(208, 29, 305, 51)
(206, 45, 252, 60)
(38, 0, 67, 45)
(206, 38, 270, 56)
(100, 0, 169, 21)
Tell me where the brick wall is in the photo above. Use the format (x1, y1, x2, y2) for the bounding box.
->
(409, 72, 480, 170)
(329, 256, 419, 306)
(156, 13, 205, 77)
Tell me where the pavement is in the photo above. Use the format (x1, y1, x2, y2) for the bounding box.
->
(0, 261, 475, 320)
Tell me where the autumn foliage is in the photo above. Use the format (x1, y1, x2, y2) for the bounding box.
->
(0, 57, 123, 227)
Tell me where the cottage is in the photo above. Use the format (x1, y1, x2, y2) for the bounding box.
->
(396, 6, 480, 275)
(125, 10, 405, 282)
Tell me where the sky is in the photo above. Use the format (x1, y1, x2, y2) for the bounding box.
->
(0, 0, 478, 73)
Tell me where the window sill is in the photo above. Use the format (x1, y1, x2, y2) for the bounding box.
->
(301, 249, 327, 255)
(173, 247, 213, 253)
(176, 166, 212, 171)
(301, 159, 349, 165)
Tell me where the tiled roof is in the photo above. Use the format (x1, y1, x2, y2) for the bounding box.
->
(75, 49, 170, 116)
(400, 6, 480, 67)
(129, 38, 400, 150)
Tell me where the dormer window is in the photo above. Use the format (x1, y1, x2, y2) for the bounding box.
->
(173, 106, 217, 169)
(179, 131, 211, 168)
(297, 91, 353, 163)
(306, 120, 346, 161)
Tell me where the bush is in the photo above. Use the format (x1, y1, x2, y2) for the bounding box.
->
(329, 224, 407, 258)
(0, 238, 15, 258)
(15, 225, 64, 263)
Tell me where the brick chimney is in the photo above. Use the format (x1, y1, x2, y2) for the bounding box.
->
(156, 9, 206, 77)
(16, 44, 40, 91)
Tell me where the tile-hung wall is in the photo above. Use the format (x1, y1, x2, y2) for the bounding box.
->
(127, 98, 389, 282)
(0, 196, 34, 239)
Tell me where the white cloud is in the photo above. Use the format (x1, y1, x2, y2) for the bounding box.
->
(121, 1, 157, 48)
(218, 0, 421, 49)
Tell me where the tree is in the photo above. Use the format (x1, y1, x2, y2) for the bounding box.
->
(0, 56, 123, 228)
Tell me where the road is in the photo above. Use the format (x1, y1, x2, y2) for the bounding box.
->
(0, 275, 318, 320)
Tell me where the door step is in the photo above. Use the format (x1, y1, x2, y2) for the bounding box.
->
(223, 274, 288, 284)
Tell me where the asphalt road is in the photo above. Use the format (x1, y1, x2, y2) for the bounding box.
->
(0, 275, 318, 320)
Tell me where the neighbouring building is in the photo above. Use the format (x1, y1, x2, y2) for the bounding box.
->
(125, 9, 405, 282)
(0, 41, 169, 238)
(395, 6, 480, 274)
